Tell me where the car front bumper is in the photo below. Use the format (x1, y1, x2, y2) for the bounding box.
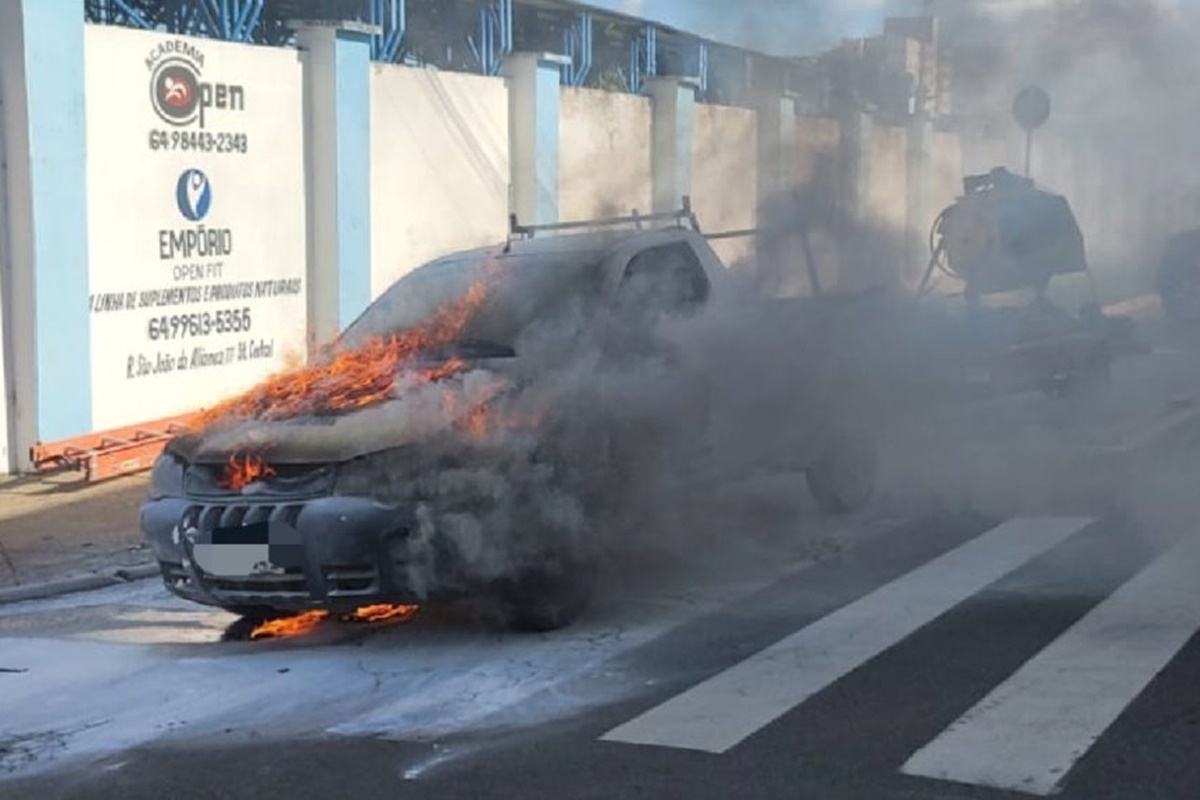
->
(141, 494, 431, 613)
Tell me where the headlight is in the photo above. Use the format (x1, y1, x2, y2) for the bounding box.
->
(148, 450, 186, 500)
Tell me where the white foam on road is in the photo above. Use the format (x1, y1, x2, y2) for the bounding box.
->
(901, 530, 1200, 796)
(600, 517, 1094, 754)
(0, 541, 830, 782)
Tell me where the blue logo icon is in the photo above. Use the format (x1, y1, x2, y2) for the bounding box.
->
(176, 169, 212, 221)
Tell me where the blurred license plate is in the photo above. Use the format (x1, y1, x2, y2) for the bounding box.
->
(191, 520, 286, 577)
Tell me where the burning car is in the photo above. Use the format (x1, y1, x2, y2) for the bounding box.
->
(141, 210, 883, 632)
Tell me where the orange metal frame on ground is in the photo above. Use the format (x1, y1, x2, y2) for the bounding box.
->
(30, 413, 202, 483)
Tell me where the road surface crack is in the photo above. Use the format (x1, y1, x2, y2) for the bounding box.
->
(355, 659, 385, 692)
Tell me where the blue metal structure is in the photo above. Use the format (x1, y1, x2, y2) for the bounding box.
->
(81, 0, 805, 106)
(368, 0, 407, 62)
(629, 23, 657, 93)
(560, 12, 593, 87)
(87, 0, 265, 42)
(694, 41, 709, 97)
(468, 0, 513, 76)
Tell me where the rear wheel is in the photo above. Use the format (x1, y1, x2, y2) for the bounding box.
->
(806, 430, 878, 515)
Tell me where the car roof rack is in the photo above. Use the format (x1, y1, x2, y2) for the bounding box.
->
(509, 195, 702, 239)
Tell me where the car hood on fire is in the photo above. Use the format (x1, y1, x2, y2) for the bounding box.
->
(168, 367, 516, 465)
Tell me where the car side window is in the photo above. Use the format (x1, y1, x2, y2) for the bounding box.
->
(615, 241, 710, 321)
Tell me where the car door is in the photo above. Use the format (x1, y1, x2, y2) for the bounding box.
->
(596, 238, 715, 486)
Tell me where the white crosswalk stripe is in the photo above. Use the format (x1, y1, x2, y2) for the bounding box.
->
(600, 516, 1094, 754)
(598, 516, 1200, 797)
(900, 530, 1200, 796)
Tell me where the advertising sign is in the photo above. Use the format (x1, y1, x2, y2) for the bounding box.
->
(84, 25, 307, 429)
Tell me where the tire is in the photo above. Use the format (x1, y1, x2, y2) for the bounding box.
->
(498, 557, 597, 633)
(806, 430, 878, 515)
(219, 606, 282, 641)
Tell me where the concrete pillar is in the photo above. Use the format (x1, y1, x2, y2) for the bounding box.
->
(0, 81, 11, 472)
(906, 115, 933, 286)
(756, 94, 797, 203)
(0, 0, 91, 467)
(755, 94, 798, 296)
(647, 77, 698, 215)
(840, 110, 874, 223)
(294, 20, 376, 348)
(503, 52, 570, 226)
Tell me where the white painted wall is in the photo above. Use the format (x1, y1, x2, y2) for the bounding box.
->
(868, 124, 908, 237)
(692, 103, 758, 269)
(84, 25, 308, 430)
(370, 64, 509, 297)
(0, 66, 11, 473)
(930, 129, 964, 221)
(559, 86, 652, 223)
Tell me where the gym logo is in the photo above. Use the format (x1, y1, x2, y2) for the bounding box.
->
(151, 58, 201, 126)
(146, 40, 245, 129)
(176, 169, 212, 221)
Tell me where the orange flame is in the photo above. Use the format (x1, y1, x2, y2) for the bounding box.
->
(348, 604, 420, 623)
(459, 403, 491, 440)
(248, 604, 420, 640)
(250, 610, 327, 640)
(221, 451, 275, 491)
(199, 281, 488, 427)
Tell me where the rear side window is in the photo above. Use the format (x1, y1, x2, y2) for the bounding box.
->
(616, 241, 710, 318)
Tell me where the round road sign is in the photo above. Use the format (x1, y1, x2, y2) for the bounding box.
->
(1013, 86, 1051, 131)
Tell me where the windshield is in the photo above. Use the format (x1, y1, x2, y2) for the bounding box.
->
(339, 247, 607, 354)
(340, 254, 489, 348)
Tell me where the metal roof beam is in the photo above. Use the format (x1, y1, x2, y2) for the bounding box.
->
(468, 0, 514, 75)
(369, 0, 407, 62)
(629, 22, 656, 93)
(560, 11, 592, 86)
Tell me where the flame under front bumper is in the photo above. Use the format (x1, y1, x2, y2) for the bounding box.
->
(140, 495, 432, 613)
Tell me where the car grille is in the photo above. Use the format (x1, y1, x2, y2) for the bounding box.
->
(169, 503, 382, 601)
(324, 565, 380, 595)
(181, 501, 306, 532)
(206, 572, 310, 595)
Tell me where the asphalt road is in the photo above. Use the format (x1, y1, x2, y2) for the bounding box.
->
(5, 347, 1200, 800)
(2, 502, 1198, 800)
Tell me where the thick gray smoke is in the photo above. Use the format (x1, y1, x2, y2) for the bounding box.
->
(937, 0, 1200, 298)
(264, 2, 1200, 610)
(336, 239, 918, 606)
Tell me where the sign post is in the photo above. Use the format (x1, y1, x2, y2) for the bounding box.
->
(1013, 85, 1051, 179)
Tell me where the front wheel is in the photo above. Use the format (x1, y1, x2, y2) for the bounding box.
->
(495, 556, 597, 633)
(806, 431, 878, 515)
